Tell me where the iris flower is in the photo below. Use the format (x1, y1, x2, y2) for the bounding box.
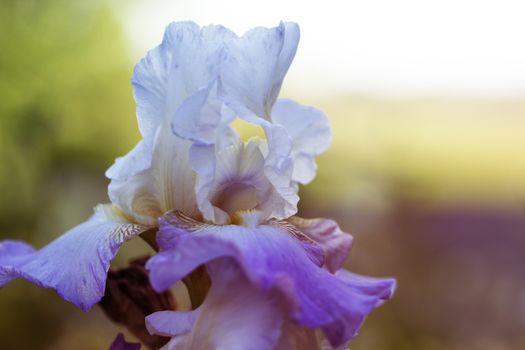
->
(0, 21, 395, 349)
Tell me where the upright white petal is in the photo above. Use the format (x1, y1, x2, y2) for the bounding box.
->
(171, 80, 236, 145)
(105, 139, 153, 181)
(219, 22, 300, 122)
(133, 22, 234, 140)
(260, 122, 299, 219)
(108, 22, 236, 180)
(272, 99, 331, 184)
(109, 120, 199, 225)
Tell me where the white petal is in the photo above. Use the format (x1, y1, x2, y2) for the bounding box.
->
(260, 122, 299, 219)
(109, 121, 199, 225)
(110, 22, 235, 181)
(272, 99, 331, 184)
(147, 309, 200, 337)
(133, 22, 234, 140)
(105, 139, 153, 181)
(189, 137, 270, 224)
(189, 143, 231, 224)
(219, 22, 300, 121)
(171, 80, 236, 145)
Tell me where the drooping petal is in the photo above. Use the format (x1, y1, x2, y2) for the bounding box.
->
(335, 269, 396, 306)
(109, 120, 200, 226)
(147, 214, 395, 347)
(288, 217, 353, 273)
(322, 270, 396, 346)
(148, 260, 284, 350)
(109, 333, 141, 350)
(272, 99, 331, 184)
(219, 22, 300, 122)
(146, 309, 201, 338)
(0, 204, 149, 311)
(0, 240, 35, 285)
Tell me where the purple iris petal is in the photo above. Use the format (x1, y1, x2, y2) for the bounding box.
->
(288, 217, 353, 273)
(109, 333, 141, 350)
(0, 209, 146, 311)
(146, 309, 201, 337)
(148, 260, 285, 350)
(147, 214, 395, 347)
(0, 240, 35, 285)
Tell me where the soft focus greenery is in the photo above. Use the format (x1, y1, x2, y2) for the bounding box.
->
(1, 1, 524, 349)
(0, 0, 138, 238)
(0, 1, 141, 349)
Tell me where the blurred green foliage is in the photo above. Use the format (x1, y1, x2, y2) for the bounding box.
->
(0, 0, 138, 239)
(0, 1, 140, 348)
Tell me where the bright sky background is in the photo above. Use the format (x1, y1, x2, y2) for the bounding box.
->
(121, 0, 525, 98)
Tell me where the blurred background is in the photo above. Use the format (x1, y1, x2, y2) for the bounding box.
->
(1, 0, 524, 349)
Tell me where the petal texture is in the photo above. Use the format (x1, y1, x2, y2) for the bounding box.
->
(109, 121, 199, 225)
(0, 240, 35, 285)
(133, 22, 233, 143)
(288, 216, 353, 273)
(189, 132, 297, 224)
(260, 122, 298, 219)
(219, 22, 300, 121)
(147, 214, 395, 346)
(171, 81, 236, 146)
(272, 99, 331, 184)
(108, 22, 235, 180)
(147, 310, 201, 338)
(148, 260, 284, 350)
(0, 205, 149, 311)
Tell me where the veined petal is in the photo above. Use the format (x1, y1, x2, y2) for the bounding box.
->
(108, 22, 235, 181)
(146, 309, 201, 338)
(189, 137, 272, 224)
(0, 204, 149, 311)
(323, 270, 396, 346)
(272, 99, 331, 184)
(109, 120, 199, 226)
(149, 260, 284, 350)
(148, 216, 395, 346)
(288, 217, 353, 273)
(133, 22, 234, 140)
(171, 80, 236, 145)
(219, 22, 300, 121)
(0, 240, 35, 285)
(260, 122, 298, 220)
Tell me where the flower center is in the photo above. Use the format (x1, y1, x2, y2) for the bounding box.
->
(211, 182, 259, 218)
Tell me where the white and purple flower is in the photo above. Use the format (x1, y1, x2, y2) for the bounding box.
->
(0, 21, 395, 349)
